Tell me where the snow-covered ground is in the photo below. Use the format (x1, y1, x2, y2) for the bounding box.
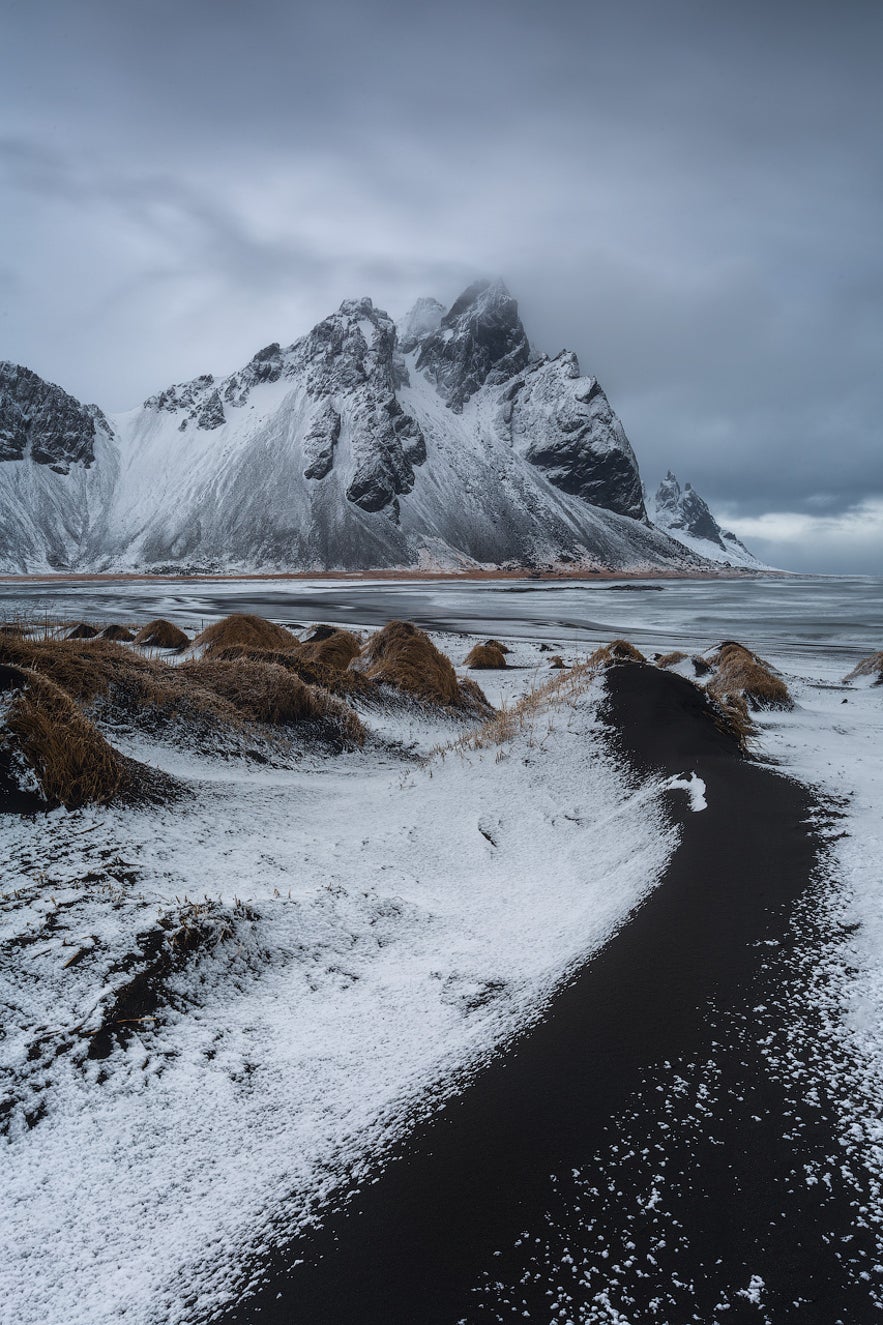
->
(1, 608, 881, 1325)
(0, 643, 685, 1325)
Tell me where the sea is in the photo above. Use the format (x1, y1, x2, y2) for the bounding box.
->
(0, 574, 878, 668)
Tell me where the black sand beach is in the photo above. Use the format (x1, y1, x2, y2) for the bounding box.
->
(218, 663, 878, 1323)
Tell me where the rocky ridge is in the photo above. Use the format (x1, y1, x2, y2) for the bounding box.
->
(0, 282, 759, 573)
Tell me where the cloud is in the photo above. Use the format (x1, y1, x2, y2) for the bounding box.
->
(0, 0, 880, 569)
(719, 499, 883, 574)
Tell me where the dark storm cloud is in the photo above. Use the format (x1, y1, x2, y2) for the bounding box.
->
(1, 0, 881, 570)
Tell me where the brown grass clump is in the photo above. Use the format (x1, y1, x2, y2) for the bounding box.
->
(656, 651, 688, 669)
(707, 642, 792, 710)
(548, 655, 566, 668)
(587, 639, 647, 669)
(0, 634, 154, 704)
(193, 613, 296, 655)
(134, 619, 190, 650)
(298, 627, 362, 672)
(461, 658, 598, 749)
(0, 663, 126, 807)
(66, 622, 99, 640)
(207, 643, 372, 700)
(0, 634, 245, 737)
(179, 658, 365, 746)
(100, 624, 136, 642)
(464, 642, 508, 670)
(843, 652, 883, 685)
(360, 620, 488, 712)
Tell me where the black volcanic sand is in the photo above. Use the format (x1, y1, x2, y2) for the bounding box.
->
(219, 664, 878, 1324)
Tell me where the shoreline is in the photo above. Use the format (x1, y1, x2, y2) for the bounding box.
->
(0, 566, 785, 586)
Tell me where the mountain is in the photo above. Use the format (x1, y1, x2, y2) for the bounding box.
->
(651, 471, 762, 568)
(0, 281, 750, 574)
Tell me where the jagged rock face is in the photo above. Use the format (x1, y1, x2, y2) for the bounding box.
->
(414, 279, 531, 412)
(503, 353, 647, 521)
(653, 471, 756, 563)
(654, 471, 723, 543)
(0, 363, 105, 474)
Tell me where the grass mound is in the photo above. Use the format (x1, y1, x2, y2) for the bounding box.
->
(0, 634, 246, 741)
(0, 663, 126, 808)
(360, 620, 489, 712)
(708, 642, 792, 710)
(656, 650, 688, 669)
(134, 619, 189, 650)
(209, 643, 373, 700)
(179, 658, 365, 746)
(843, 651, 883, 685)
(299, 627, 362, 672)
(193, 613, 296, 655)
(100, 624, 135, 642)
(66, 623, 99, 640)
(587, 639, 647, 669)
(464, 642, 508, 670)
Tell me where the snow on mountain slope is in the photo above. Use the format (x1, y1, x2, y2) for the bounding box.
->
(651, 471, 764, 569)
(0, 284, 734, 574)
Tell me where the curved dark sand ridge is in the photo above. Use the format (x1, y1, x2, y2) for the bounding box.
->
(220, 665, 877, 1323)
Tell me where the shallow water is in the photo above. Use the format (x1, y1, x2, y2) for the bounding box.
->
(0, 574, 879, 664)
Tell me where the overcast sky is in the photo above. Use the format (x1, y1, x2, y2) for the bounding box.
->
(1, 0, 881, 572)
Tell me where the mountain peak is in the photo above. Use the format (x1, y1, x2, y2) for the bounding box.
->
(398, 297, 445, 353)
(414, 278, 530, 411)
(653, 472, 759, 566)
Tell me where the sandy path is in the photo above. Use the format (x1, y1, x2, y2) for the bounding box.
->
(217, 665, 879, 1323)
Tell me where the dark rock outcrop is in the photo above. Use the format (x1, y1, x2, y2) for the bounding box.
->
(653, 472, 756, 561)
(0, 363, 105, 473)
(414, 279, 531, 412)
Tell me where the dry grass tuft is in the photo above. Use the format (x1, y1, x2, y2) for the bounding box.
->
(100, 624, 136, 642)
(461, 658, 599, 749)
(179, 658, 365, 746)
(707, 641, 792, 710)
(548, 654, 566, 668)
(193, 613, 296, 655)
(843, 651, 883, 685)
(134, 619, 190, 650)
(360, 620, 489, 712)
(208, 643, 373, 700)
(66, 622, 99, 640)
(587, 639, 647, 669)
(0, 663, 127, 807)
(298, 627, 362, 672)
(656, 650, 688, 669)
(464, 642, 508, 670)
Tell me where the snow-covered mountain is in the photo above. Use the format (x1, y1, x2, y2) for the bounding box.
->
(651, 471, 762, 568)
(0, 281, 756, 574)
